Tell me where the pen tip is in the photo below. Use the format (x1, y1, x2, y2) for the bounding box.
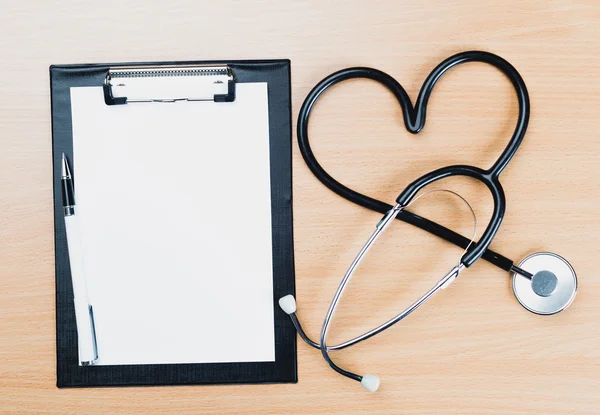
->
(61, 153, 71, 178)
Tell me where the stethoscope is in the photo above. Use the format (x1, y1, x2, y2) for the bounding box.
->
(278, 51, 578, 392)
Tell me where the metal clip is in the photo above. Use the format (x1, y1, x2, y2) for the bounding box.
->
(103, 65, 236, 105)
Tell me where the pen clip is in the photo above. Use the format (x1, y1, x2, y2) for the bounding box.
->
(81, 305, 99, 366)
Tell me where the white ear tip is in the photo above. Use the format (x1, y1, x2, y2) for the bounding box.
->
(361, 374, 380, 392)
(278, 295, 297, 314)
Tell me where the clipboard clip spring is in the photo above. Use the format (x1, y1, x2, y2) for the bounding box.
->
(103, 65, 236, 105)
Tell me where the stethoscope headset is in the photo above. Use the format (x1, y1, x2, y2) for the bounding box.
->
(278, 51, 578, 392)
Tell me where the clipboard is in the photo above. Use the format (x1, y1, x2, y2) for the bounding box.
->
(50, 59, 296, 387)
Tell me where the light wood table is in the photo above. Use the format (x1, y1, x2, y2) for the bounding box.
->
(1, 1, 599, 414)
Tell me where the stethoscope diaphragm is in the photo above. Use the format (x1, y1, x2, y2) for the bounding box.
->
(512, 252, 577, 315)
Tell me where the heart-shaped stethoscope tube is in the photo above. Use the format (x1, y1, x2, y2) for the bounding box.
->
(293, 52, 537, 390)
(297, 50, 530, 272)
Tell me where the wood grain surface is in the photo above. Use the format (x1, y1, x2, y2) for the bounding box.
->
(1, 1, 599, 414)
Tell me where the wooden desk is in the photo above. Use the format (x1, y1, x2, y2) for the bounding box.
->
(1, 1, 599, 413)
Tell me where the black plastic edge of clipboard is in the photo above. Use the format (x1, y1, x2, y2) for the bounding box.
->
(49, 59, 297, 388)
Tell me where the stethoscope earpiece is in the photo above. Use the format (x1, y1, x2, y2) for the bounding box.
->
(278, 296, 381, 392)
(278, 294, 297, 315)
(360, 374, 380, 392)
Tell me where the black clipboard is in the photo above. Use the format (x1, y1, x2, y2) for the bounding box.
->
(50, 59, 296, 387)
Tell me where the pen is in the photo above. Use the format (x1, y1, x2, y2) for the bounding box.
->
(61, 153, 98, 365)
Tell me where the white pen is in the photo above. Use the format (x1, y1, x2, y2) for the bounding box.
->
(61, 153, 98, 365)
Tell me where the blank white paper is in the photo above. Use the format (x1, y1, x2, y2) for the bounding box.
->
(69, 83, 275, 365)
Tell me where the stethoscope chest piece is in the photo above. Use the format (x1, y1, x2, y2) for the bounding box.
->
(512, 252, 577, 315)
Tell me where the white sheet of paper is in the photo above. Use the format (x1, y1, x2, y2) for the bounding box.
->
(69, 83, 275, 365)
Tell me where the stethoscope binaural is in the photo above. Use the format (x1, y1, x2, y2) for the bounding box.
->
(278, 51, 578, 392)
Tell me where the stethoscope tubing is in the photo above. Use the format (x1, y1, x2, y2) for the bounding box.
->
(292, 50, 532, 387)
(297, 50, 531, 277)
